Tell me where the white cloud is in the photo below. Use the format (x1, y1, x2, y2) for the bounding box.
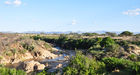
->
(123, 8, 140, 16)
(4, 1, 12, 5)
(13, 0, 22, 5)
(72, 19, 77, 25)
(4, 0, 22, 6)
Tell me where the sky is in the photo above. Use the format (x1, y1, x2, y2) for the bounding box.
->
(0, 0, 140, 32)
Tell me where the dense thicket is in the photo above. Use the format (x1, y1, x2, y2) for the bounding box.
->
(32, 35, 119, 51)
(64, 52, 140, 75)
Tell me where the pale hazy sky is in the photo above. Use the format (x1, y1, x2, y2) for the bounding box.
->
(0, 0, 140, 32)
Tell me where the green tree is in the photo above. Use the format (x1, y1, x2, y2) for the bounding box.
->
(119, 31, 133, 36)
(105, 32, 117, 37)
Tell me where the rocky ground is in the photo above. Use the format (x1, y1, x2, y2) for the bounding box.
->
(0, 33, 75, 74)
(5, 47, 75, 74)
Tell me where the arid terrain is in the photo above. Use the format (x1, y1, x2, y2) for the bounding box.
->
(0, 31, 140, 75)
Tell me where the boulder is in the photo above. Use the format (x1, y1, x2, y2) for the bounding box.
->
(34, 64, 45, 71)
(22, 60, 45, 73)
(34, 49, 58, 59)
(11, 52, 33, 64)
(45, 63, 49, 67)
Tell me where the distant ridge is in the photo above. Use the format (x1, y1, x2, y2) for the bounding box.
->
(21, 31, 140, 34)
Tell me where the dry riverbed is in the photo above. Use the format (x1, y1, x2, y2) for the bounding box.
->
(5, 47, 75, 74)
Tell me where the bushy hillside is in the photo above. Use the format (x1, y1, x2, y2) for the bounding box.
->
(0, 33, 57, 65)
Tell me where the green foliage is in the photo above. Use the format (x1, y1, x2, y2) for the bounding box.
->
(119, 31, 133, 36)
(102, 57, 140, 74)
(117, 40, 129, 47)
(106, 32, 117, 37)
(128, 54, 137, 61)
(35, 52, 140, 75)
(89, 44, 102, 50)
(37, 68, 57, 75)
(0, 67, 26, 75)
(37, 70, 48, 75)
(19, 49, 27, 54)
(22, 43, 34, 51)
(11, 48, 17, 55)
(88, 50, 104, 60)
(131, 41, 140, 46)
(0, 56, 3, 60)
(100, 37, 115, 48)
(32, 35, 103, 50)
(32, 35, 41, 40)
(105, 44, 120, 52)
(94, 38, 102, 45)
(44, 43, 52, 50)
(63, 51, 106, 75)
(4, 50, 13, 56)
(82, 33, 98, 36)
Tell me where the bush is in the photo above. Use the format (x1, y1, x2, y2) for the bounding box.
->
(0, 67, 26, 75)
(117, 40, 129, 47)
(82, 33, 98, 36)
(100, 37, 115, 48)
(119, 31, 133, 36)
(102, 57, 140, 74)
(22, 43, 34, 51)
(19, 49, 27, 54)
(128, 54, 137, 61)
(63, 51, 106, 75)
(105, 44, 120, 52)
(44, 43, 52, 50)
(0, 56, 3, 60)
(106, 32, 117, 37)
(4, 51, 13, 56)
(37, 70, 48, 75)
(11, 48, 17, 55)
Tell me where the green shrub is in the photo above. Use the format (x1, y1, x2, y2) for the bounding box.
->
(4, 51, 13, 56)
(0, 67, 26, 75)
(119, 31, 133, 36)
(105, 44, 120, 52)
(117, 40, 129, 47)
(19, 49, 27, 54)
(44, 43, 52, 50)
(128, 54, 137, 61)
(0, 56, 3, 60)
(11, 48, 17, 55)
(102, 57, 138, 74)
(22, 43, 34, 51)
(63, 51, 106, 75)
(100, 37, 115, 48)
(106, 32, 117, 37)
(82, 33, 98, 36)
(37, 70, 47, 75)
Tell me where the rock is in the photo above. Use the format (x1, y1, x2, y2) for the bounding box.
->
(128, 44, 140, 51)
(45, 63, 49, 67)
(56, 64, 62, 68)
(112, 69, 120, 72)
(34, 49, 58, 59)
(34, 64, 45, 71)
(127, 45, 140, 55)
(22, 60, 45, 73)
(11, 52, 34, 64)
(64, 56, 69, 60)
(46, 57, 53, 59)
(131, 50, 140, 55)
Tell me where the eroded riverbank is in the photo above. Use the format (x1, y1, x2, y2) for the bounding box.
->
(5, 46, 75, 74)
